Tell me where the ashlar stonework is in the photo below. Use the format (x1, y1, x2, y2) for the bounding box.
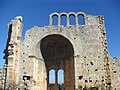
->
(1, 12, 120, 90)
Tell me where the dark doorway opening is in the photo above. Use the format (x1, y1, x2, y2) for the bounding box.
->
(40, 34, 75, 90)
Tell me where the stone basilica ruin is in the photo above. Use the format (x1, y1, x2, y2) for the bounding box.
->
(0, 12, 120, 90)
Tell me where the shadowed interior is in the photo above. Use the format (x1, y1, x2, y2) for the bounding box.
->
(40, 34, 75, 90)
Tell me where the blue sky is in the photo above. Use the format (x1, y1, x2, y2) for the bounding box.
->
(0, 0, 120, 67)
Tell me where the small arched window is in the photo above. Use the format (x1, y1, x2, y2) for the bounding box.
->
(49, 69, 55, 84)
(78, 14, 84, 25)
(60, 15, 67, 26)
(57, 69, 64, 84)
(52, 15, 58, 25)
(69, 14, 76, 25)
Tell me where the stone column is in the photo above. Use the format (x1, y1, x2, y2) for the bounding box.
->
(55, 70, 58, 84)
(58, 16, 60, 26)
(55, 70, 58, 90)
(67, 16, 69, 26)
(76, 16, 78, 26)
(49, 17, 52, 26)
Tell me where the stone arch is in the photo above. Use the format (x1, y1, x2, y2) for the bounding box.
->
(49, 12, 60, 26)
(76, 12, 86, 17)
(76, 12, 87, 25)
(77, 14, 84, 25)
(52, 15, 58, 25)
(40, 34, 75, 90)
(60, 12, 68, 17)
(24, 26, 81, 90)
(68, 12, 76, 16)
(50, 12, 59, 17)
(32, 31, 78, 60)
(40, 34, 74, 62)
(60, 12, 68, 26)
(49, 12, 87, 26)
(68, 12, 77, 25)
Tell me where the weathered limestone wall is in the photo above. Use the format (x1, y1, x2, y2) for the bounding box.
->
(18, 12, 116, 90)
(0, 68, 4, 89)
(4, 12, 120, 90)
(109, 58, 120, 90)
(74, 15, 111, 89)
(22, 12, 108, 89)
(4, 16, 23, 89)
(23, 26, 77, 90)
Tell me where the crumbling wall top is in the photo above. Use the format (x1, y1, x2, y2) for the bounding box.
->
(14, 16, 23, 22)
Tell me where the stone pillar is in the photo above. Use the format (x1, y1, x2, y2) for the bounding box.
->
(55, 70, 58, 84)
(49, 17, 52, 26)
(4, 16, 23, 89)
(67, 16, 69, 26)
(55, 70, 58, 90)
(58, 16, 60, 26)
(76, 16, 78, 26)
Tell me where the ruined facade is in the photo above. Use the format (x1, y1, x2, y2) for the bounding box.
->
(1, 12, 120, 90)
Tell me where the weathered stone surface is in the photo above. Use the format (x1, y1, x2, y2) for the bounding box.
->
(1, 12, 120, 90)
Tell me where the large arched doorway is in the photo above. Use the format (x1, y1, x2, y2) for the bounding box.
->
(40, 34, 75, 90)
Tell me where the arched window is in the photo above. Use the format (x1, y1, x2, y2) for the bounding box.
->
(49, 69, 55, 84)
(78, 14, 84, 25)
(69, 14, 76, 25)
(58, 69, 64, 84)
(60, 15, 67, 26)
(52, 15, 58, 25)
